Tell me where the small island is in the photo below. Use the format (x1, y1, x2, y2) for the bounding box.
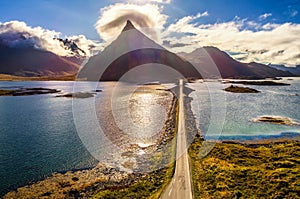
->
(227, 80, 290, 86)
(55, 92, 95, 98)
(224, 85, 260, 93)
(0, 88, 60, 96)
(252, 115, 299, 126)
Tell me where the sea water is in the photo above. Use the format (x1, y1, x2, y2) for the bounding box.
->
(1, 78, 299, 195)
(188, 77, 300, 140)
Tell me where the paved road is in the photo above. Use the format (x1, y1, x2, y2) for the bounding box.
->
(161, 79, 193, 199)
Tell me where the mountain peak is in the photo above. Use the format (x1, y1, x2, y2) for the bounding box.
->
(122, 20, 136, 32)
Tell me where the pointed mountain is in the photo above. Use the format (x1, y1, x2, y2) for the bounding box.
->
(78, 21, 201, 82)
(122, 20, 136, 32)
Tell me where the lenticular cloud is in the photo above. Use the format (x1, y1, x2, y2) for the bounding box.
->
(95, 3, 168, 42)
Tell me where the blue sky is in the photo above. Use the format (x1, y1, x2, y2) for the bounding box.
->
(0, 0, 299, 40)
(0, 0, 299, 66)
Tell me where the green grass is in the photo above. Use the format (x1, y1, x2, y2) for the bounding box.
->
(189, 139, 300, 198)
(90, 167, 174, 199)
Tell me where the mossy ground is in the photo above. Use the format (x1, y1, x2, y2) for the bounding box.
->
(189, 138, 300, 198)
(90, 166, 174, 199)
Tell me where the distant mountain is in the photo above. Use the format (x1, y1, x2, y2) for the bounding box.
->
(178, 47, 294, 79)
(80, 21, 292, 81)
(0, 42, 80, 76)
(269, 64, 300, 76)
(55, 38, 86, 56)
(0, 20, 295, 79)
(78, 20, 201, 82)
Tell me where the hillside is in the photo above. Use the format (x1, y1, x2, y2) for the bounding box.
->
(178, 47, 293, 79)
(0, 41, 81, 77)
(78, 20, 201, 82)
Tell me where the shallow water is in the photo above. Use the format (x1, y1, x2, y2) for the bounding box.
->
(0, 81, 101, 195)
(1, 78, 299, 195)
(188, 77, 300, 139)
(0, 81, 173, 195)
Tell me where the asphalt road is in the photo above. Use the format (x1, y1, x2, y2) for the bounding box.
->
(160, 79, 193, 199)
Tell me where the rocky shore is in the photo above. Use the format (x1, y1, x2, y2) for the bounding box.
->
(4, 163, 146, 199)
(224, 85, 260, 93)
(252, 115, 299, 126)
(0, 88, 60, 96)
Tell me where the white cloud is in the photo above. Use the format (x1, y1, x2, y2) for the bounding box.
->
(261, 23, 280, 30)
(259, 13, 272, 20)
(0, 20, 101, 56)
(66, 35, 102, 56)
(163, 17, 300, 66)
(95, 3, 168, 42)
(124, 0, 171, 4)
(94, 3, 299, 66)
(152, 0, 171, 3)
(149, 0, 171, 3)
(164, 12, 209, 34)
(291, 10, 298, 17)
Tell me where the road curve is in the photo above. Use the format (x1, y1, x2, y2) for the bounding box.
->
(160, 79, 193, 199)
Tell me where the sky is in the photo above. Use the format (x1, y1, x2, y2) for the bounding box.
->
(0, 0, 299, 65)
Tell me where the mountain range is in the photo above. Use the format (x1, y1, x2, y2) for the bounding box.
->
(0, 20, 296, 80)
(78, 20, 201, 82)
(269, 64, 300, 76)
(178, 47, 293, 79)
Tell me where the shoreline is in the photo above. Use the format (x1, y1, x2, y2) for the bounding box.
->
(185, 80, 300, 198)
(204, 132, 300, 142)
(2, 81, 299, 198)
(0, 74, 76, 81)
(3, 85, 178, 199)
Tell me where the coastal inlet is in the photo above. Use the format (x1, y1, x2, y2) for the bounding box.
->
(73, 82, 177, 173)
(0, 81, 177, 197)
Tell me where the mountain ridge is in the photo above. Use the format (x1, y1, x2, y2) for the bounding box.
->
(268, 64, 300, 75)
(0, 20, 296, 80)
(0, 42, 81, 76)
(178, 46, 294, 79)
(78, 20, 201, 82)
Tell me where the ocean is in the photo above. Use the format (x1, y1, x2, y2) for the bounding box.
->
(0, 78, 299, 195)
(188, 77, 300, 139)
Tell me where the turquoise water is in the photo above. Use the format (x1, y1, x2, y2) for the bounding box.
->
(0, 81, 99, 196)
(0, 81, 173, 195)
(0, 78, 299, 195)
(188, 77, 300, 139)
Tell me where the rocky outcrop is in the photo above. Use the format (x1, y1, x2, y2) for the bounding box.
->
(252, 116, 299, 126)
(0, 88, 60, 96)
(55, 92, 96, 98)
(3, 163, 146, 199)
(224, 85, 260, 93)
